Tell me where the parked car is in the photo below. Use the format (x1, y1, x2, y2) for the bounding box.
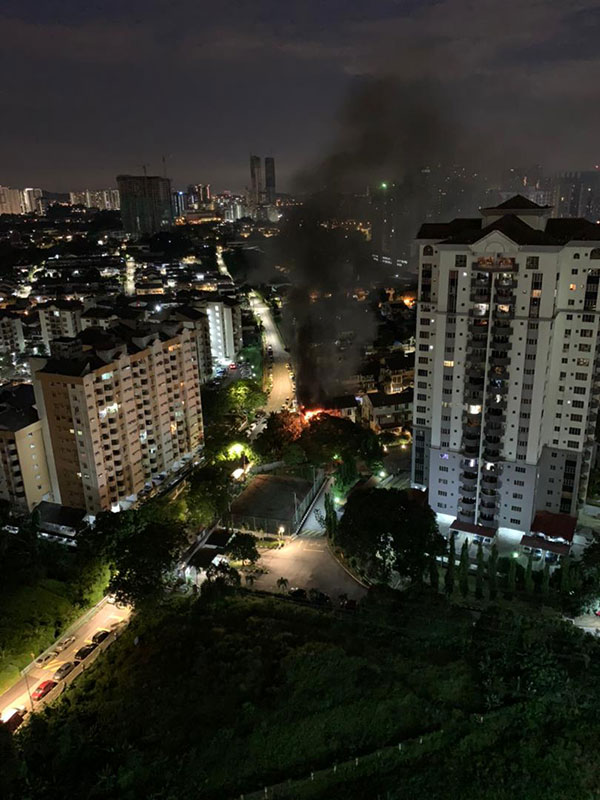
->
(35, 650, 58, 667)
(53, 662, 76, 681)
(288, 587, 307, 600)
(55, 636, 76, 653)
(91, 630, 110, 644)
(74, 643, 98, 662)
(310, 590, 331, 606)
(32, 680, 57, 701)
(1, 707, 25, 732)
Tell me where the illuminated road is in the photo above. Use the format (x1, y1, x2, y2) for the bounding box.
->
(253, 536, 367, 602)
(0, 599, 130, 719)
(248, 291, 295, 429)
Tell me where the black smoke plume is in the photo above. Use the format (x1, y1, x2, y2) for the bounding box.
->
(283, 75, 460, 404)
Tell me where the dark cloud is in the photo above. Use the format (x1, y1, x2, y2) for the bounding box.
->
(0, 0, 599, 190)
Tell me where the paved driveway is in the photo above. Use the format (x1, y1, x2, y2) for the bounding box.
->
(252, 535, 367, 601)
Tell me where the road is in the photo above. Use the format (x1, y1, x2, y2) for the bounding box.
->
(253, 535, 367, 602)
(248, 291, 295, 423)
(0, 598, 130, 719)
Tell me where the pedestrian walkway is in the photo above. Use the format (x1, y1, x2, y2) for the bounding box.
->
(298, 528, 324, 539)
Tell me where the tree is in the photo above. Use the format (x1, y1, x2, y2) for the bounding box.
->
(226, 380, 266, 419)
(459, 540, 470, 598)
(525, 550, 535, 594)
(560, 556, 571, 595)
(336, 488, 445, 583)
(429, 556, 439, 593)
(204, 562, 241, 590)
(227, 532, 259, 565)
(276, 576, 289, 592)
(323, 493, 339, 540)
(542, 562, 551, 596)
(475, 541, 485, 600)
(255, 410, 304, 460)
(488, 544, 499, 601)
(445, 535, 455, 596)
(186, 464, 232, 528)
(506, 557, 517, 598)
(334, 453, 358, 494)
(81, 505, 188, 607)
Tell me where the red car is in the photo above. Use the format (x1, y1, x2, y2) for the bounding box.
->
(32, 680, 57, 701)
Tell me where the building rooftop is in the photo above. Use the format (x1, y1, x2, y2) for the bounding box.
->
(487, 194, 551, 211)
(520, 534, 570, 557)
(366, 388, 413, 408)
(450, 520, 497, 538)
(530, 511, 577, 542)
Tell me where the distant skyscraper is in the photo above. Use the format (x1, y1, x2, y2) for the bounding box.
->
(70, 189, 120, 211)
(172, 191, 187, 217)
(0, 186, 24, 215)
(117, 174, 173, 237)
(250, 155, 263, 205)
(553, 171, 600, 222)
(21, 188, 42, 214)
(265, 157, 276, 204)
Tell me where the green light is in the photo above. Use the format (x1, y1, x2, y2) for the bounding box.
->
(228, 443, 244, 458)
(381, 182, 388, 189)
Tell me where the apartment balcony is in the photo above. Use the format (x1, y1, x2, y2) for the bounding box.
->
(460, 484, 477, 497)
(494, 306, 515, 319)
(469, 307, 489, 319)
(493, 289, 516, 304)
(463, 429, 481, 444)
(480, 485, 498, 498)
(480, 474, 500, 489)
(491, 339, 512, 353)
(464, 390, 484, 404)
(458, 509, 476, 523)
(478, 512, 497, 525)
(461, 457, 479, 471)
(462, 442, 480, 457)
(496, 277, 517, 289)
(491, 322, 512, 336)
(482, 446, 501, 461)
(466, 349, 487, 365)
(490, 354, 511, 367)
(470, 290, 491, 303)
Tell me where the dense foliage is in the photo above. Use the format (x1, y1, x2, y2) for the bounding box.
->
(336, 488, 445, 583)
(5, 589, 600, 799)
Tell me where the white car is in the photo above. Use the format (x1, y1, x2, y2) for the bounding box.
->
(35, 651, 58, 667)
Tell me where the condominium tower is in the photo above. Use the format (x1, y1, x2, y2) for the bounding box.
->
(32, 321, 203, 514)
(412, 195, 600, 540)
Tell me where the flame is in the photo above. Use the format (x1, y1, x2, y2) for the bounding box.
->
(302, 408, 325, 422)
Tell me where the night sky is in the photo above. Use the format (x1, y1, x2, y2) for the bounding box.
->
(2, 0, 599, 192)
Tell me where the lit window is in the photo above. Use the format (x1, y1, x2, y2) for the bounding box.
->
(569, 283, 577, 291)
(443, 360, 454, 367)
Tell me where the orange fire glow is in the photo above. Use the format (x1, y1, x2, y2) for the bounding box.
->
(302, 408, 325, 422)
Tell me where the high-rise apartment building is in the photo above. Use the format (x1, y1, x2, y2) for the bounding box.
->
(0, 186, 24, 215)
(32, 322, 204, 514)
(38, 300, 83, 353)
(21, 188, 43, 214)
(196, 298, 242, 367)
(117, 175, 173, 237)
(412, 195, 600, 546)
(552, 171, 600, 222)
(250, 155, 263, 206)
(69, 189, 121, 211)
(0, 384, 51, 511)
(265, 157, 276, 204)
(0, 313, 25, 355)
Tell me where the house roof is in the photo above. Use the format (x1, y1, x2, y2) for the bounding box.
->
(450, 520, 497, 539)
(441, 214, 559, 247)
(491, 194, 551, 211)
(520, 534, 570, 557)
(366, 388, 413, 408)
(36, 501, 86, 531)
(530, 511, 577, 542)
(544, 218, 600, 243)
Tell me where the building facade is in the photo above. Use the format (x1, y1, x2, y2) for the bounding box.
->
(117, 175, 173, 237)
(32, 322, 204, 515)
(0, 385, 51, 511)
(412, 195, 600, 543)
(38, 300, 83, 353)
(0, 313, 25, 355)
